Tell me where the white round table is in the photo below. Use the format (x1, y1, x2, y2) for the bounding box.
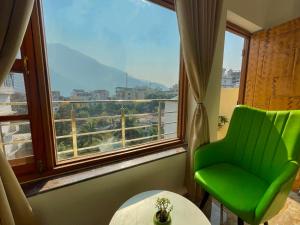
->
(109, 190, 211, 225)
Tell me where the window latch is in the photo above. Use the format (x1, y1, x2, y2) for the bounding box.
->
(23, 56, 30, 75)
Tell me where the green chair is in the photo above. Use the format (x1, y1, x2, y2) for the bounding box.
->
(194, 105, 300, 225)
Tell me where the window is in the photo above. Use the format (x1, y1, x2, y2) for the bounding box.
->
(42, 0, 181, 162)
(218, 23, 250, 139)
(0, 70, 33, 164)
(0, 25, 46, 176)
(0, 0, 186, 180)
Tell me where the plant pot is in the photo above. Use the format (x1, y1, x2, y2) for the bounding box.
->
(153, 211, 171, 225)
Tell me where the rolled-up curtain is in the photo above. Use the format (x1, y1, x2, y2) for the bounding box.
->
(0, 0, 34, 84)
(175, 0, 223, 201)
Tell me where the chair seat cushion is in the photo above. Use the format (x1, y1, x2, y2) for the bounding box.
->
(195, 163, 269, 223)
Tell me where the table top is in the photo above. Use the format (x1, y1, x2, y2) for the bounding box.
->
(109, 190, 211, 225)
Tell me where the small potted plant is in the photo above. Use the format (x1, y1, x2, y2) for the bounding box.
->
(218, 115, 229, 128)
(153, 197, 173, 225)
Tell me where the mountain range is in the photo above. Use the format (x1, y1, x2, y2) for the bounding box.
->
(47, 43, 167, 96)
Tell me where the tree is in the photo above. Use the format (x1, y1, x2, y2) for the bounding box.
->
(78, 119, 100, 148)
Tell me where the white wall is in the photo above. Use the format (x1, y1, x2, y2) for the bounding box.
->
(227, 0, 268, 28)
(29, 153, 186, 225)
(265, 0, 300, 28)
(227, 0, 300, 29)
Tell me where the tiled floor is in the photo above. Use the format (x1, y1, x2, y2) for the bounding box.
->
(210, 191, 300, 225)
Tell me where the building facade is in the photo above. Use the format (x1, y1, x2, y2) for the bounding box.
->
(91, 90, 109, 100)
(70, 89, 92, 101)
(221, 69, 241, 88)
(0, 74, 31, 160)
(115, 87, 146, 100)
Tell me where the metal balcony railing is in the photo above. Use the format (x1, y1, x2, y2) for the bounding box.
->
(0, 99, 178, 160)
(53, 99, 178, 159)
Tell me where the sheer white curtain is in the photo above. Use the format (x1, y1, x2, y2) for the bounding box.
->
(175, 0, 223, 203)
(0, 151, 37, 225)
(0, 1, 36, 225)
(0, 178, 15, 225)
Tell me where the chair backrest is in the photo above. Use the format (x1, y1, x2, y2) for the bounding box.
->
(224, 105, 300, 183)
(0, 151, 37, 225)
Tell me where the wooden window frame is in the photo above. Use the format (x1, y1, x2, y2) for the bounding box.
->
(0, 23, 47, 178)
(148, 0, 175, 10)
(14, 0, 186, 182)
(226, 22, 251, 104)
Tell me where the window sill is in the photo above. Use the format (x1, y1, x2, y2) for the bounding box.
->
(22, 146, 186, 197)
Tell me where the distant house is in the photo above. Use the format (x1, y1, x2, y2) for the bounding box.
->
(70, 89, 91, 101)
(221, 69, 240, 88)
(91, 90, 109, 100)
(0, 74, 16, 116)
(115, 87, 146, 100)
(0, 74, 30, 160)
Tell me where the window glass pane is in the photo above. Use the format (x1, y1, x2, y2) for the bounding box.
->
(218, 31, 245, 140)
(42, 0, 180, 161)
(0, 121, 33, 160)
(0, 72, 28, 116)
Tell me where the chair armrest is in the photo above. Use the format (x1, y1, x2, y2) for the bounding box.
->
(194, 140, 227, 172)
(255, 161, 299, 223)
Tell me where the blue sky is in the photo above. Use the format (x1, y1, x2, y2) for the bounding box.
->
(43, 0, 180, 87)
(42, 0, 243, 87)
(223, 31, 244, 71)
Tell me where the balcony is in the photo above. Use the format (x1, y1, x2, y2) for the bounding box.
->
(0, 99, 178, 161)
(53, 99, 178, 161)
